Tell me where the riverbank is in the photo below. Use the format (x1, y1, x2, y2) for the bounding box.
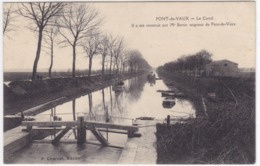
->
(5, 72, 145, 115)
(156, 71, 255, 164)
(4, 72, 146, 131)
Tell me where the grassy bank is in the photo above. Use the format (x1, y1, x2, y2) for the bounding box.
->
(156, 70, 255, 164)
(4, 72, 145, 115)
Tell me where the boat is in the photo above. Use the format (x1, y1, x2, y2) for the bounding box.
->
(112, 84, 124, 91)
(161, 92, 175, 97)
(162, 97, 176, 108)
(112, 80, 124, 91)
(172, 92, 187, 98)
(161, 91, 187, 98)
(136, 117, 155, 120)
(165, 82, 174, 86)
(157, 89, 176, 93)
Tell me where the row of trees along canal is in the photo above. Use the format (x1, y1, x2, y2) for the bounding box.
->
(157, 50, 212, 76)
(3, 3, 152, 80)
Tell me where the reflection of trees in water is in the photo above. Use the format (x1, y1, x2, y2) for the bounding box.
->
(82, 76, 147, 125)
(72, 99, 77, 139)
(113, 92, 123, 113)
(85, 93, 97, 121)
(125, 76, 146, 101)
(102, 89, 109, 123)
(84, 89, 110, 123)
(147, 73, 156, 86)
(72, 99, 76, 120)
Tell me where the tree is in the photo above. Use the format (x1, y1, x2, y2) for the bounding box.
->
(160, 50, 212, 75)
(43, 22, 59, 78)
(83, 32, 101, 76)
(113, 37, 124, 73)
(18, 2, 65, 80)
(119, 50, 128, 73)
(108, 35, 117, 74)
(58, 4, 103, 77)
(127, 50, 151, 72)
(195, 50, 212, 75)
(3, 4, 16, 36)
(98, 34, 110, 75)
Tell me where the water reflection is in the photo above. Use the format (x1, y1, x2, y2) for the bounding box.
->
(33, 75, 196, 144)
(36, 75, 195, 124)
(147, 73, 156, 86)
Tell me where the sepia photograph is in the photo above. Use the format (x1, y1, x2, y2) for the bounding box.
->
(3, 1, 256, 164)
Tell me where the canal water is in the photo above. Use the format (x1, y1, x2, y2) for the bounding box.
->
(31, 74, 195, 144)
(12, 74, 196, 163)
(35, 74, 195, 122)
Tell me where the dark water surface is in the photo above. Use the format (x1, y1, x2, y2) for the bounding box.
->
(31, 74, 195, 144)
(12, 74, 196, 163)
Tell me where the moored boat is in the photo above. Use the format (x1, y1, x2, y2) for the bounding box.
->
(162, 97, 176, 108)
(112, 79, 125, 91)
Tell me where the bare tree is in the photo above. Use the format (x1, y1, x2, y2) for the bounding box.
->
(127, 50, 151, 72)
(113, 37, 124, 73)
(58, 4, 103, 77)
(3, 4, 16, 36)
(18, 2, 65, 80)
(119, 50, 128, 73)
(43, 22, 59, 78)
(83, 32, 101, 76)
(98, 34, 110, 75)
(108, 35, 117, 74)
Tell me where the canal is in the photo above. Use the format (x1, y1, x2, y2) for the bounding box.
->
(34, 74, 195, 122)
(11, 74, 196, 163)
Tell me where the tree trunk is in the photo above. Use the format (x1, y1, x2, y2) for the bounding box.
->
(32, 29, 43, 80)
(72, 99, 77, 139)
(72, 44, 76, 77)
(109, 86, 113, 113)
(88, 55, 93, 76)
(89, 94, 93, 113)
(101, 54, 105, 75)
(109, 54, 113, 74)
(102, 89, 105, 109)
(72, 99, 76, 120)
(49, 39, 54, 78)
(115, 60, 119, 73)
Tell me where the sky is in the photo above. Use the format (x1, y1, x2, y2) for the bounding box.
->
(3, 1, 256, 72)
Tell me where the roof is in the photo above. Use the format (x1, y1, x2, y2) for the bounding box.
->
(206, 59, 238, 66)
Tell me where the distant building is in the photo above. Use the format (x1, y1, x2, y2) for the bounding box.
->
(205, 59, 238, 76)
(238, 68, 255, 72)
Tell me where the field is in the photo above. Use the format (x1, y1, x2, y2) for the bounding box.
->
(4, 70, 108, 82)
(156, 70, 255, 164)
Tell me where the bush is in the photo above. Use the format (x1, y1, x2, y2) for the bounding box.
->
(156, 71, 255, 164)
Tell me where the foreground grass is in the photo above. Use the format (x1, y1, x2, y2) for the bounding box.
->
(156, 71, 255, 164)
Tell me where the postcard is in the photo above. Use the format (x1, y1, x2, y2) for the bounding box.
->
(3, 1, 256, 164)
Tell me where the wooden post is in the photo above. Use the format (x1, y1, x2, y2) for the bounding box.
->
(21, 111, 24, 121)
(26, 126, 32, 132)
(77, 116, 86, 144)
(167, 115, 170, 129)
(128, 131, 134, 138)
